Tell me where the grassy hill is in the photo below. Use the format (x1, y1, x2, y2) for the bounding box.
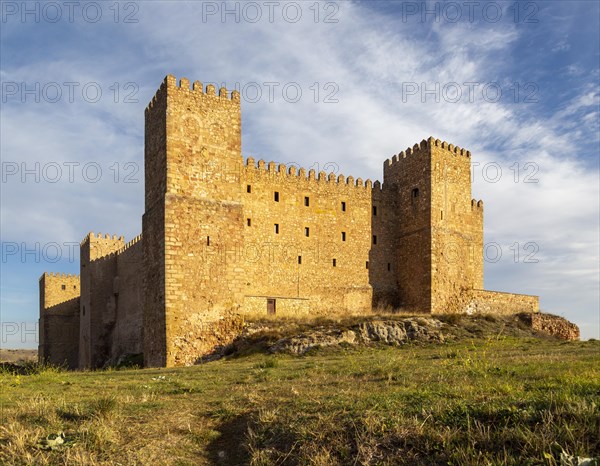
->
(1, 316, 598, 465)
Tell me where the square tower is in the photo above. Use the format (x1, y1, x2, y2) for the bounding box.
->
(383, 137, 484, 313)
(143, 76, 245, 367)
(38, 272, 80, 369)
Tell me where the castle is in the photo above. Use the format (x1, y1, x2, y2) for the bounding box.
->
(39, 75, 539, 369)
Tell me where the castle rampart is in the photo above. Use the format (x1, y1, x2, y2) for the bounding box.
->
(40, 74, 540, 368)
(39, 273, 80, 368)
(76, 232, 144, 368)
(240, 155, 374, 319)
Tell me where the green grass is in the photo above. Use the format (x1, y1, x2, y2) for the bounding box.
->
(1, 337, 598, 465)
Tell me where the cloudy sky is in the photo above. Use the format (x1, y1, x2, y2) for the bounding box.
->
(1, 0, 598, 347)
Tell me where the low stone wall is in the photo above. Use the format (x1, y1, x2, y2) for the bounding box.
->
(465, 289, 539, 315)
(241, 286, 372, 318)
(242, 296, 310, 317)
(527, 313, 580, 340)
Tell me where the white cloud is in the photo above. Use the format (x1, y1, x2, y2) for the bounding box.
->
(552, 39, 571, 52)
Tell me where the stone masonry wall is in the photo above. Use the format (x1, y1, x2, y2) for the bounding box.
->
(382, 137, 487, 314)
(80, 232, 123, 369)
(110, 236, 144, 364)
(39, 273, 80, 368)
(80, 233, 144, 368)
(429, 139, 484, 314)
(141, 75, 538, 367)
(142, 78, 168, 366)
(240, 159, 373, 317)
(370, 184, 399, 307)
(146, 76, 247, 367)
(383, 140, 432, 312)
(243, 296, 310, 317)
(466, 289, 539, 315)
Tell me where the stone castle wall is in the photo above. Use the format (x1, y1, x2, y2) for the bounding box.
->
(239, 159, 375, 317)
(429, 141, 484, 314)
(80, 233, 122, 369)
(382, 138, 484, 313)
(79, 233, 143, 369)
(143, 76, 247, 366)
(111, 236, 144, 364)
(38, 273, 80, 368)
(383, 141, 433, 312)
(142, 77, 168, 367)
(467, 289, 539, 315)
(39, 74, 542, 369)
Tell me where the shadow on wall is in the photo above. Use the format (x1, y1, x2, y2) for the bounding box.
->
(40, 297, 80, 370)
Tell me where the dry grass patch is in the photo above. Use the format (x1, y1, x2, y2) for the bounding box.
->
(1, 337, 598, 465)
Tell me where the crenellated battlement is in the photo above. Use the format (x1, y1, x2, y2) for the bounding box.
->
(115, 233, 142, 255)
(80, 231, 126, 262)
(39, 271, 80, 311)
(431, 137, 471, 157)
(471, 199, 484, 212)
(385, 136, 471, 170)
(41, 272, 80, 280)
(243, 157, 381, 191)
(84, 234, 142, 263)
(146, 74, 240, 112)
(80, 231, 125, 246)
(145, 77, 168, 113)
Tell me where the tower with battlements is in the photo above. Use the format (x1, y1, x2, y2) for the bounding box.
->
(39, 75, 539, 369)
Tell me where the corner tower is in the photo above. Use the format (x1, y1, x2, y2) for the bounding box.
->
(142, 75, 245, 367)
(429, 138, 483, 313)
(383, 137, 483, 313)
(79, 232, 124, 369)
(39, 272, 80, 369)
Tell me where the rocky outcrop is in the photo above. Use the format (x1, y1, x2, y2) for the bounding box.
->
(194, 312, 580, 362)
(357, 318, 444, 344)
(269, 319, 444, 355)
(268, 328, 357, 355)
(525, 313, 580, 340)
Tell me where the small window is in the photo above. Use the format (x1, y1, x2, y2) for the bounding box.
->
(274, 224, 279, 234)
(82, 306, 86, 316)
(333, 258, 337, 267)
(373, 235, 377, 245)
(387, 263, 391, 271)
(440, 210, 444, 220)
(61, 284, 66, 290)
(412, 188, 419, 198)
(207, 236, 210, 246)
(304, 196, 310, 206)
(298, 256, 302, 264)
(73, 285, 77, 290)
(305, 227, 310, 237)
(365, 261, 369, 269)
(341, 201, 346, 212)
(341, 231, 346, 241)
(247, 218, 251, 226)
(247, 185, 252, 193)
(373, 206, 377, 216)
(274, 191, 279, 202)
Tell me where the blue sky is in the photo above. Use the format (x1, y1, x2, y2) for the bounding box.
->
(1, 0, 599, 347)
